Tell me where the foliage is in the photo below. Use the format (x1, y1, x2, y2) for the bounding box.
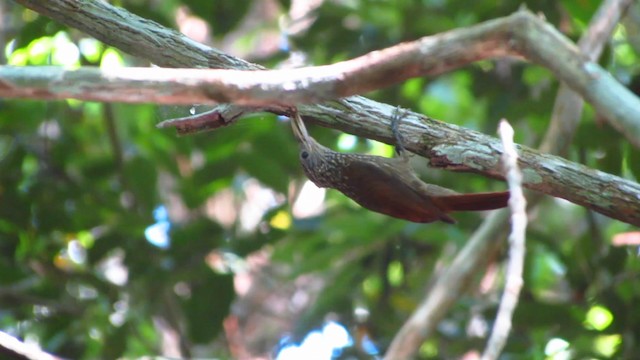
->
(1, 0, 639, 359)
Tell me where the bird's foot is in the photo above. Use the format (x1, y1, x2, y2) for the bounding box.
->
(391, 106, 408, 157)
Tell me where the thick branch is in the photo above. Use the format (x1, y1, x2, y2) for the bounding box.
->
(15, 0, 259, 70)
(541, 0, 636, 154)
(304, 98, 640, 226)
(384, 1, 635, 358)
(11, 0, 640, 226)
(6, 6, 640, 147)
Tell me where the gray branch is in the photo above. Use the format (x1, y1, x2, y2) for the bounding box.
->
(383, 1, 635, 358)
(11, 0, 640, 226)
(3, 9, 640, 147)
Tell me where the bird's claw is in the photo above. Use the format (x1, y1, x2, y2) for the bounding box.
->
(391, 106, 408, 157)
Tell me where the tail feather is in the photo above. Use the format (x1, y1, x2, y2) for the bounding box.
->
(437, 191, 510, 212)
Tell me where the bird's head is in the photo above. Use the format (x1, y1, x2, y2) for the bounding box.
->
(290, 111, 331, 178)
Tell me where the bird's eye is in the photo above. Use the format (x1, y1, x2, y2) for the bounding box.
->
(301, 151, 309, 159)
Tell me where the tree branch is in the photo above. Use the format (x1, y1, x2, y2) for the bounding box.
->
(541, 0, 634, 154)
(0, 330, 63, 360)
(10, 0, 640, 227)
(14, 0, 259, 70)
(4, 8, 640, 148)
(383, 1, 634, 358)
(481, 120, 527, 360)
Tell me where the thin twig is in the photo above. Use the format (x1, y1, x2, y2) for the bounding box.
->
(0, 330, 65, 360)
(383, 1, 631, 358)
(7, 4, 640, 146)
(9, 0, 640, 226)
(383, 211, 510, 360)
(541, 0, 635, 154)
(481, 121, 527, 360)
(156, 104, 255, 135)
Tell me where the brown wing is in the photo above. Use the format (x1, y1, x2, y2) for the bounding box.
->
(339, 159, 456, 223)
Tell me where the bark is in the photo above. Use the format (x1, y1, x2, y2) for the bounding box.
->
(9, 0, 640, 226)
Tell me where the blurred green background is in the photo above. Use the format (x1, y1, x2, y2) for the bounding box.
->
(1, 0, 640, 359)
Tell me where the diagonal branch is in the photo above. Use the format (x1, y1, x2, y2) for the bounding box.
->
(16, 0, 261, 70)
(0, 330, 64, 360)
(383, 0, 634, 358)
(10, 0, 640, 226)
(7, 2, 640, 147)
(3, 8, 640, 148)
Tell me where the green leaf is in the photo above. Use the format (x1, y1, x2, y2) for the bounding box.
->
(182, 268, 235, 343)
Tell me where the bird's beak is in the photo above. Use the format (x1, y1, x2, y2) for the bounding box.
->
(290, 111, 312, 147)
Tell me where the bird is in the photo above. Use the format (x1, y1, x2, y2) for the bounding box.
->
(290, 109, 510, 224)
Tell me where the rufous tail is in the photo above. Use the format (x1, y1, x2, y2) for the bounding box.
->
(437, 191, 510, 212)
